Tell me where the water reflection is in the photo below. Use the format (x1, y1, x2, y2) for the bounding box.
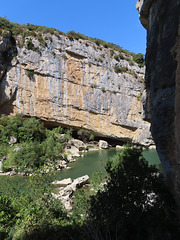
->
(56, 148, 161, 180)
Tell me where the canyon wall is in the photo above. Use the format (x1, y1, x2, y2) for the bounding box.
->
(0, 27, 152, 145)
(137, 0, 180, 200)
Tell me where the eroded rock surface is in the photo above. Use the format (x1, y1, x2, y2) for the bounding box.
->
(0, 28, 152, 145)
(137, 0, 180, 202)
(52, 175, 89, 211)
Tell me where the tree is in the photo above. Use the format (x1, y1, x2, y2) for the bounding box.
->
(86, 146, 179, 240)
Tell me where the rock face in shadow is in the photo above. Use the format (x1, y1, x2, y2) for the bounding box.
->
(137, 0, 180, 202)
(0, 28, 152, 146)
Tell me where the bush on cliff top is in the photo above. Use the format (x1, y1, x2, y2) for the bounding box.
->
(0, 17, 143, 60)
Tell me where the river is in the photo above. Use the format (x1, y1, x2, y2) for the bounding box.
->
(0, 148, 162, 195)
(55, 148, 162, 180)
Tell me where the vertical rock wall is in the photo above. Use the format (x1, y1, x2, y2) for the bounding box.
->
(0, 27, 152, 145)
(137, 0, 180, 201)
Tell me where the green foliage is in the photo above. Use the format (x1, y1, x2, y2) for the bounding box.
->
(10, 142, 46, 172)
(0, 169, 74, 240)
(0, 194, 17, 239)
(90, 83, 97, 88)
(0, 114, 66, 173)
(37, 32, 46, 47)
(72, 188, 90, 224)
(77, 129, 94, 142)
(0, 114, 45, 144)
(62, 54, 67, 60)
(114, 65, 121, 73)
(101, 87, 106, 93)
(137, 92, 143, 101)
(25, 69, 34, 79)
(26, 39, 34, 50)
(97, 58, 103, 63)
(133, 53, 145, 67)
(0, 17, 145, 66)
(0, 144, 179, 239)
(67, 31, 86, 41)
(89, 134, 95, 141)
(129, 59, 134, 66)
(90, 170, 107, 192)
(25, 40, 40, 53)
(114, 65, 129, 74)
(86, 146, 180, 239)
(110, 49, 114, 57)
(114, 54, 119, 61)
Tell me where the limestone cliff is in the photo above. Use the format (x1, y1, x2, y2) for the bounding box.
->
(0, 22, 152, 145)
(137, 0, 180, 200)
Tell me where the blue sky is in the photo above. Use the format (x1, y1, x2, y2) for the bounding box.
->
(0, 0, 146, 54)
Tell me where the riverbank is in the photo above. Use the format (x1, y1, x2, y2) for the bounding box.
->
(0, 136, 157, 177)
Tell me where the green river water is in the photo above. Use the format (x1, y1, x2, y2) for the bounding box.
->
(0, 148, 162, 194)
(55, 148, 162, 180)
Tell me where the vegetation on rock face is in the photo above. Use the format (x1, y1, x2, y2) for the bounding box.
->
(133, 53, 145, 68)
(25, 69, 34, 79)
(0, 17, 145, 67)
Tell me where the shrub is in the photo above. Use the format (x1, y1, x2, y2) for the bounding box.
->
(86, 146, 179, 240)
(101, 87, 106, 93)
(77, 129, 94, 142)
(90, 83, 96, 88)
(26, 39, 34, 50)
(8, 142, 46, 172)
(114, 65, 121, 73)
(110, 49, 114, 57)
(62, 54, 67, 60)
(0, 194, 17, 239)
(133, 53, 145, 67)
(97, 58, 103, 63)
(25, 69, 34, 79)
(114, 54, 119, 61)
(137, 92, 143, 101)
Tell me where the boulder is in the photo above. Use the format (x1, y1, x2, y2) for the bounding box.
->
(9, 171, 17, 176)
(52, 178, 72, 186)
(52, 175, 89, 211)
(8, 136, 17, 145)
(69, 139, 87, 151)
(0, 161, 2, 173)
(61, 196, 73, 211)
(149, 145, 156, 150)
(116, 145, 123, 149)
(71, 175, 89, 191)
(59, 185, 73, 198)
(99, 140, 109, 149)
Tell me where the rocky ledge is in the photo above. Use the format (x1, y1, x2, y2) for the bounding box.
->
(52, 175, 90, 211)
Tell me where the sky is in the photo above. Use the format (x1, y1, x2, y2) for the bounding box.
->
(0, 0, 147, 54)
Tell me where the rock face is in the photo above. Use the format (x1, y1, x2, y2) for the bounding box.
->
(99, 140, 109, 149)
(137, 0, 180, 202)
(52, 175, 89, 210)
(0, 26, 152, 145)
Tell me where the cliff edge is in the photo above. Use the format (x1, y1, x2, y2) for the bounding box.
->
(0, 20, 153, 146)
